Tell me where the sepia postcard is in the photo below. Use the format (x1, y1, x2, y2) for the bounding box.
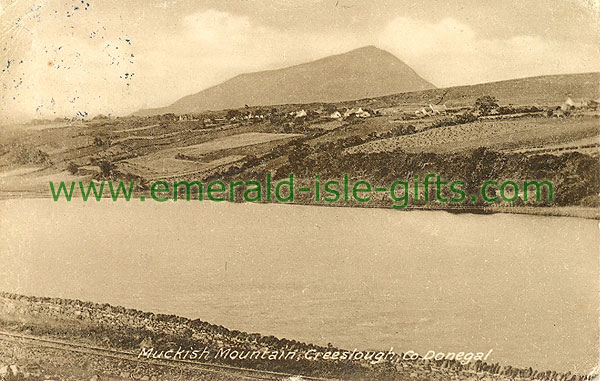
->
(0, 0, 599, 380)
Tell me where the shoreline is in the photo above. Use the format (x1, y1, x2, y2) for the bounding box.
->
(0, 192, 597, 219)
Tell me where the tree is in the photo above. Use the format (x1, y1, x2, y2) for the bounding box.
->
(474, 95, 499, 115)
(67, 162, 79, 175)
(92, 160, 115, 178)
(323, 104, 338, 114)
(226, 109, 240, 119)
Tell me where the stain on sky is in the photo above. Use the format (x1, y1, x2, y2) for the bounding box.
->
(66, 0, 90, 18)
(1, 0, 137, 121)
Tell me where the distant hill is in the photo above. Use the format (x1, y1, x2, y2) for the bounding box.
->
(352, 72, 600, 109)
(134, 46, 436, 116)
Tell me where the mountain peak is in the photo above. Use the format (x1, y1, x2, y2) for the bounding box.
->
(348, 45, 385, 53)
(319, 45, 400, 62)
(134, 47, 435, 116)
(341, 45, 398, 58)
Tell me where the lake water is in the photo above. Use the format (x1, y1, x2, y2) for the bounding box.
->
(0, 199, 597, 374)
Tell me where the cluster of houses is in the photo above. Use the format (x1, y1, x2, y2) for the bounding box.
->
(149, 92, 600, 126)
(150, 99, 390, 128)
(175, 112, 264, 125)
(156, 94, 600, 127)
(172, 106, 375, 127)
(415, 104, 448, 116)
(231, 113, 265, 122)
(289, 107, 372, 120)
(177, 114, 198, 122)
(329, 107, 371, 119)
(412, 96, 599, 120)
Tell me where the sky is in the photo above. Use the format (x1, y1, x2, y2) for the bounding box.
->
(1, 0, 599, 123)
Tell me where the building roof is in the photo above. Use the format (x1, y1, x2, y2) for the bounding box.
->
(429, 104, 448, 112)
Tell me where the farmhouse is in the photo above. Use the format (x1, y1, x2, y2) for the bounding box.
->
(343, 107, 370, 118)
(429, 104, 448, 114)
(415, 107, 429, 116)
(343, 108, 359, 117)
(294, 110, 307, 118)
(561, 97, 588, 110)
(329, 111, 342, 119)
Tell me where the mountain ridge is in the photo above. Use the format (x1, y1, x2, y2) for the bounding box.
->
(134, 46, 436, 116)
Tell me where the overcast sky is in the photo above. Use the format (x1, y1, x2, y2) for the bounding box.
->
(1, 0, 599, 122)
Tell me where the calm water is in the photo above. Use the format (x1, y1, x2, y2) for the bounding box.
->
(0, 199, 597, 373)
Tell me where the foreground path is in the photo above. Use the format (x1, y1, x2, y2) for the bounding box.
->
(0, 330, 333, 381)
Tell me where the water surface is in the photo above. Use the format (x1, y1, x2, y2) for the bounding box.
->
(0, 199, 597, 373)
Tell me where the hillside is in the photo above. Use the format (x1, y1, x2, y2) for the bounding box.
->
(134, 46, 435, 115)
(355, 72, 600, 110)
(1, 69, 599, 216)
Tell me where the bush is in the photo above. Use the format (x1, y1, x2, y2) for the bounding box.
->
(13, 145, 52, 166)
(67, 162, 79, 175)
(474, 95, 499, 115)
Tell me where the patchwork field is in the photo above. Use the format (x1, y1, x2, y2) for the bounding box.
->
(111, 132, 300, 180)
(164, 132, 302, 156)
(348, 116, 599, 154)
(118, 155, 246, 180)
(112, 123, 160, 133)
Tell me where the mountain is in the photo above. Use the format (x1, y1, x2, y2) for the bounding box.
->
(134, 46, 435, 115)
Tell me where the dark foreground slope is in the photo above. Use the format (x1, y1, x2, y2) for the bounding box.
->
(0, 293, 596, 380)
(135, 46, 435, 116)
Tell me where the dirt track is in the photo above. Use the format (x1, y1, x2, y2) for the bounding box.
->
(0, 330, 333, 381)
